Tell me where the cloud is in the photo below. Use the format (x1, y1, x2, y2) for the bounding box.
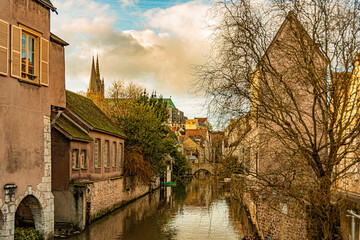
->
(51, 0, 211, 102)
(119, 0, 138, 7)
(144, 1, 211, 41)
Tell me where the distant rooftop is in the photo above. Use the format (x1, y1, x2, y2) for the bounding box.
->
(163, 98, 176, 109)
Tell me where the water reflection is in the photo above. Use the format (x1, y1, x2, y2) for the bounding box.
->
(64, 176, 254, 240)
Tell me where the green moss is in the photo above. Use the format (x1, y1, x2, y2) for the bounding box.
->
(55, 115, 93, 141)
(66, 91, 126, 138)
(15, 228, 44, 240)
(72, 176, 123, 187)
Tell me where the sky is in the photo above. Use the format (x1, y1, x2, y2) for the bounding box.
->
(51, 0, 213, 121)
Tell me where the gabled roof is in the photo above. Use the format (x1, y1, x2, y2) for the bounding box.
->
(261, 11, 328, 66)
(66, 91, 126, 138)
(54, 114, 93, 142)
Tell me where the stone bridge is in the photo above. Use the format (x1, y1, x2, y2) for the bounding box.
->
(189, 163, 222, 175)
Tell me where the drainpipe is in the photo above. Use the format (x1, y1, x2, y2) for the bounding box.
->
(347, 210, 360, 240)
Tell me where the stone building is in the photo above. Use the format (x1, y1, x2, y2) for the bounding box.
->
(179, 129, 209, 163)
(241, 11, 327, 239)
(163, 98, 186, 127)
(51, 91, 128, 231)
(0, 0, 67, 239)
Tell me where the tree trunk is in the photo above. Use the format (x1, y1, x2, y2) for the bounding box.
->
(307, 180, 341, 240)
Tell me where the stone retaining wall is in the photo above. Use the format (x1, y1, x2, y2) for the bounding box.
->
(256, 198, 307, 240)
(87, 177, 158, 221)
(54, 176, 160, 235)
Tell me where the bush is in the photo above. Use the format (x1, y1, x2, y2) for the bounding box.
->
(15, 227, 44, 240)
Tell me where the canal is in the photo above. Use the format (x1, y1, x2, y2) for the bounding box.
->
(65, 176, 255, 240)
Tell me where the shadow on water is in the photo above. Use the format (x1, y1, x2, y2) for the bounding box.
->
(64, 176, 255, 240)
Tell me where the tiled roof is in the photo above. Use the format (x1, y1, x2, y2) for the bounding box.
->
(55, 114, 93, 142)
(185, 129, 208, 138)
(179, 135, 188, 141)
(195, 118, 207, 123)
(66, 91, 126, 138)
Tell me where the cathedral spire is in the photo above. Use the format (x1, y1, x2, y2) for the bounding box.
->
(88, 56, 97, 94)
(96, 55, 100, 81)
(88, 55, 105, 99)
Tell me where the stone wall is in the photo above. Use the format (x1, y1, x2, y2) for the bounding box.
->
(256, 197, 307, 240)
(0, 116, 54, 240)
(54, 176, 160, 233)
(87, 176, 157, 221)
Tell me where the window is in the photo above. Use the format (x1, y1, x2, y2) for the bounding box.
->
(10, 24, 49, 85)
(81, 150, 87, 169)
(94, 139, 101, 168)
(119, 143, 124, 167)
(72, 149, 79, 169)
(104, 140, 110, 167)
(112, 142, 117, 167)
(21, 32, 37, 81)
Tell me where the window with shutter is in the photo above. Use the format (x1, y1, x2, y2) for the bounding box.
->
(11, 24, 49, 86)
(40, 38, 49, 86)
(11, 25, 21, 78)
(0, 19, 9, 76)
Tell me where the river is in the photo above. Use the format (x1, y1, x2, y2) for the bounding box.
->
(65, 176, 255, 240)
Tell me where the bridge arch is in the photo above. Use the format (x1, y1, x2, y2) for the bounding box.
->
(190, 163, 221, 175)
(15, 195, 44, 234)
(193, 169, 212, 178)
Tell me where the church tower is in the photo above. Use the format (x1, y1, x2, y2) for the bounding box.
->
(88, 55, 105, 98)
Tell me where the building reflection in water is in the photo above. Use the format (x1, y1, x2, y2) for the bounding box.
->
(66, 176, 254, 240)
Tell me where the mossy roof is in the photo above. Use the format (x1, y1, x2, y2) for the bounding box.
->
(55, 115, 93, 142)
(66, 91, 126, 138)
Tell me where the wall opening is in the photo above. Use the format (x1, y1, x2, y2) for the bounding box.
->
(0, 209, 3, 230)
(15, 195, 43, 233)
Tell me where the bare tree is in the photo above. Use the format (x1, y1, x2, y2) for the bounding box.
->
(197, 0, 360, 239)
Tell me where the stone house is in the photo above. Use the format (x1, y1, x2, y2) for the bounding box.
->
(0, 0, 67, 239)
(180, 137, 204, 164)
(163, 98, 186, 127)
(179, 129, 209, 163)
(241, 11, 328, 240)
(51, 90, 130, 231)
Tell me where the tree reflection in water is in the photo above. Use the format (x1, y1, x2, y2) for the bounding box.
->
(65, 176, 254, 240)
